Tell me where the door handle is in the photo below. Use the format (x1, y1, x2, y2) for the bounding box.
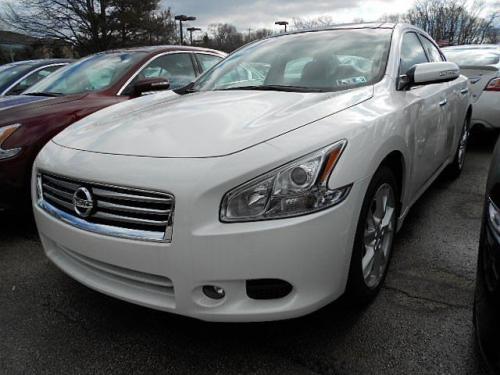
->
(439, 99, 448, 107)
(460, 88, 469, 95)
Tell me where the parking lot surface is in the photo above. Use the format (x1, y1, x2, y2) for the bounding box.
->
(0, 131, 496, 375)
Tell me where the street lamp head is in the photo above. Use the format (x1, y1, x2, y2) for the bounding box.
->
(175, 15, 197, 22)
(275, 21, 289, 26)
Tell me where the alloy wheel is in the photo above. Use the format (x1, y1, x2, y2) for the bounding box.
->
(362, 183, 396, 288)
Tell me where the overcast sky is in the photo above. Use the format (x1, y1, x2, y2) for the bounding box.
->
(162, 0, 499, 32)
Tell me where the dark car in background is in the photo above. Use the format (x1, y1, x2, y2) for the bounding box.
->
(0, 59, 72, 97)
(475, 136, 500, 373)
(0, 45, 226, 210)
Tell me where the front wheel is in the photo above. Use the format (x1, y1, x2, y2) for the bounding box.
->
(345, 166, 398, 302)
(446, 116, 470, 179)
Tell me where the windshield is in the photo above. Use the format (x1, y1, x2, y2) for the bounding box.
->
(25, 52, 147, 95)
(444, 50, 500, 66)
(193, 29, 392, 93)
(0, 63, 35, 89)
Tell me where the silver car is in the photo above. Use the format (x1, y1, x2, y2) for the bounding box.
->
(33, 23, 471, 321)
(443, 45, 500, 129)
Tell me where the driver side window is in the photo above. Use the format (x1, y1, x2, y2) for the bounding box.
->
(400, 32, 429, 75)
(123, 53, 196, 95)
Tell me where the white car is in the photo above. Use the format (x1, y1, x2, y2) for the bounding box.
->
(443, 45, 500, 128)
(33, 23, 471, 322)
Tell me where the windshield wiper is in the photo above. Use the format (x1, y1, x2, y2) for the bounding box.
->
(25, 92, 64, 97)
(215, 85, 327, 93)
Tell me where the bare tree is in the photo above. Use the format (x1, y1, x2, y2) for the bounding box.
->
(404, 0, 497, 45)
(207, 23, 244, 52)
(0, 0, 176, 54)
(378, 14, 404, 23)
(291, 16, 336, 31)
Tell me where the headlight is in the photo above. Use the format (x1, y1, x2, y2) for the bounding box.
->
(488, 198, 500, 234)
(220, 140, 351, 222)
(0, 124, 22, 160)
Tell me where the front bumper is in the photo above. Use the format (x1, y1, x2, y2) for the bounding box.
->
(472, 91, 500, 129)
(33, 142, 366, 322)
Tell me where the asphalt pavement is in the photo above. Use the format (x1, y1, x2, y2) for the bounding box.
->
(0, 130, 496, 375)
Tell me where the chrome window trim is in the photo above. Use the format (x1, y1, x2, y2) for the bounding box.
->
(116, 51, 195, 96)
(1, 63, 69, 95)
(36, 172, 175, 243)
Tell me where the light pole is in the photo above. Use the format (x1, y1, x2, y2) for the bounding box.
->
(187, 27, 201, 45)
(275, 21, 289, 33)
(175, 15, 196, 45)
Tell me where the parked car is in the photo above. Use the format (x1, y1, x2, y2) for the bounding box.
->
(33, 23, 471, 322)
(443, 45, 500, 129)
(475, 136, 500, 373)
(0, 46, 225, 209)
(0, 59, 72, 96)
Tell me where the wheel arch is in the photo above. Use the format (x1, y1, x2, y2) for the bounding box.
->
(379, 151, 406, 211)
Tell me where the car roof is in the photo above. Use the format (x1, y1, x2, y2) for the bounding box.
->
(442, 44, 500, 50)
(99, 45, 226, 57)
(272, 22, 396, 36)
(3, 59, 74, 67)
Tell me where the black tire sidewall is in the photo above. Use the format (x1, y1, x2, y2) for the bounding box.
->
(446, 115, 470, 179)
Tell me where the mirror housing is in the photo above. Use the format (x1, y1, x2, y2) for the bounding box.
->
(399, 61, 460, 90)
(133, 77, 170, 96)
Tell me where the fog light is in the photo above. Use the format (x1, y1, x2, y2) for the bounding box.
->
(202, 285, 225, 300)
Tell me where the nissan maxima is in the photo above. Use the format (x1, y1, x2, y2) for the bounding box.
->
(33, 23, 471, 322)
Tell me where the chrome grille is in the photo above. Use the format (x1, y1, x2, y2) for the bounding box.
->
(37, 173, 174, 242)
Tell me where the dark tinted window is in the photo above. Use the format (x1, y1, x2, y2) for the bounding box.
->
(0, 63, 34, 90)
(400, 32, 429, 74)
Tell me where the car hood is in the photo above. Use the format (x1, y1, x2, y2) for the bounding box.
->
(0, 95, 52, 110)
(0, 93, 89, 125)
(54, 87, 373, 158)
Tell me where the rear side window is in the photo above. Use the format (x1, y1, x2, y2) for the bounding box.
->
(419, 36, 444, 62)
(400, 32, 429, 74)
(197, 54, 223, 71)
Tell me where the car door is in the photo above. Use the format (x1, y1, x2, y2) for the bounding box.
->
(399, 32, 447, 197)
(418, 35, 459, 162)
(121, 52, 198, 95)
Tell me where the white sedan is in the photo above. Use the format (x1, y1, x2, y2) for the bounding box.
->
(33, 23, 471, 322)
(443, 45, 500, 129)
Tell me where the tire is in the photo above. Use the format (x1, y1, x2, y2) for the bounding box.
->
(445, 115, 470, 179)
(345, 166, 399, 303)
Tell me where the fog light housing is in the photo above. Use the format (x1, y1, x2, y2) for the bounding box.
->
(202, 285, 226, 300)
(246, 279, 293, 300)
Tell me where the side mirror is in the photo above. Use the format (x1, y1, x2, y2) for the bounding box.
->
(133, 77, 170, 97)
(399, 62, 460, 90)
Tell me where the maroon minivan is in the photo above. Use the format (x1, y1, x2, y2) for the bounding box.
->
(0, 46, 226, 209)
